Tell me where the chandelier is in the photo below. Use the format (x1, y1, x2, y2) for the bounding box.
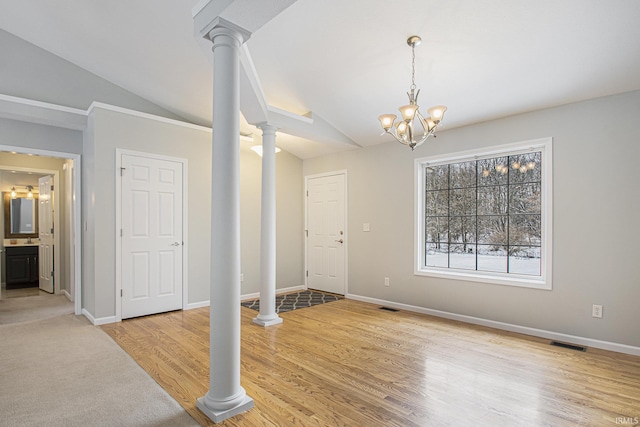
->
(378, 35, 447, 150)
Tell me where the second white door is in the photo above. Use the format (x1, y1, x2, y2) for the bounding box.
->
(38, 175, 54, 293)
(121, 154, 184, 319)
(306, 173, 346, 295)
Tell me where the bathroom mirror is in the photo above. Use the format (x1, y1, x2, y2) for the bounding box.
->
(4, 192, 39, 238)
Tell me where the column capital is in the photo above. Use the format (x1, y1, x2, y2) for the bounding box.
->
(194, 2, 252, 44)
(205, 17, 251, 47)
(257, 122, 278, 135)
(193, 0, 297, 40)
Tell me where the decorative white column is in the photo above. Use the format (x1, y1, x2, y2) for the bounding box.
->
(253, 124, 283, 327)
(196, 23, 254, 423)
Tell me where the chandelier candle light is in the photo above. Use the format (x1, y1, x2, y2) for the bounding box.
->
(378, 35, 447, 150)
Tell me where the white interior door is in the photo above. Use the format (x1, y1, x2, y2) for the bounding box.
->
(306, 173, 346, 294)
(121, 154, 183, 319)
(38, 175, 54, 293)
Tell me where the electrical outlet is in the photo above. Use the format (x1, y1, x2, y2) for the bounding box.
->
(592, 304, 603, 318)
(384, 277, 390, 287)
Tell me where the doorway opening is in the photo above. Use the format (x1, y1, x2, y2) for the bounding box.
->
(0, 147, 81, 317)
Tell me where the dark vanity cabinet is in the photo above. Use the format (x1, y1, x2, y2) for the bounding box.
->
(6, 246, 39, 288)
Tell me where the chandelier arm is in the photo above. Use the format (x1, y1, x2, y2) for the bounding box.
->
(412, 111, 436, 149)
(384, 130, 411, 145)
(406, 122, 414, 145)
(411, 131, 434, 149)
(415, 110, 431, 136)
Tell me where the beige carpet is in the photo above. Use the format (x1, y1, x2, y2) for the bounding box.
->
(0, 293, 74, 325)
(0, 312, 199, 426)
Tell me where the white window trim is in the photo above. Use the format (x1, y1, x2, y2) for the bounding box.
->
(414, 137, 553, 290)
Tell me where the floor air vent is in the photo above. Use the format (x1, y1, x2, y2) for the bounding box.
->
(379, 307, 399, 312)
(551, 341, 586, 352)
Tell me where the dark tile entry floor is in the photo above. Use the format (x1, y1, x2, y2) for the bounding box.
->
(241, 290, 342, 313)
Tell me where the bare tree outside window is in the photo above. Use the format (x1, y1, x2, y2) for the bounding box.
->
(424, 152, 542, 276)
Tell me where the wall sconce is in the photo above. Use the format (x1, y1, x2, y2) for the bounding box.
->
(26, 185, 34, 199)
(10, 187, 16, 199)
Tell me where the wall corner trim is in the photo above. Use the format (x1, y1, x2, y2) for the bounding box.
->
(82, 308, 117, 326)
(0, 93, 87, 130)
(87, 102, 212, 133)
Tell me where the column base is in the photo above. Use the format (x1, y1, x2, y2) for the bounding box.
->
(196, 395, 254, 423)
(252, 315, 283, 327)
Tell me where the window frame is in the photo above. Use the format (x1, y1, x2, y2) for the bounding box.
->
(414, 138, 553, 290)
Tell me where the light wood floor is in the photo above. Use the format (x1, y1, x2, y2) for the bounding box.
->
(102, 299, 640, 426)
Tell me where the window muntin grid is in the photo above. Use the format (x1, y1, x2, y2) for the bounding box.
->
(424, 152, 542, 277)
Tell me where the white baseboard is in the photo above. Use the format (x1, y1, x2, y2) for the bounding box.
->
(168, 285, 308, 310)
(241, 293, 259, 301)
(81, 309, 96, 324)
(277, 285, 306, 294)
(83, 285, 309, 320)
(82, 308, 117, 326)
(186, 300, 210, 310)
(241, 285, 306, 302)
(347, 293, 640, 357)
(62, 289, 72, 301)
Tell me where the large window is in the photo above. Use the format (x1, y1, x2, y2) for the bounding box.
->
(415, 138, 552, 289)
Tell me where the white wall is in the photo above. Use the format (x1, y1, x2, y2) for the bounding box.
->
(0, 30, 187, 124)
(239, 136, 304, 294)
(83, 105, 304, 320)
(303, 90, 640, 348)
(0, 118, 82, 155)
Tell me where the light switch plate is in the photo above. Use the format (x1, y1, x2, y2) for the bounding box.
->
(363, 223, 370, 232)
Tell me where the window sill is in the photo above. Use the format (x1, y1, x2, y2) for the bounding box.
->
(414, 267, 551, 290)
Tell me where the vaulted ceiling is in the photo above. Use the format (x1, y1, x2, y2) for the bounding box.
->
(1, 0, 639, 159)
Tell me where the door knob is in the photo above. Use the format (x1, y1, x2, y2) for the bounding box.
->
(335, 239, 344, 244)
(170, 242, 181, 246)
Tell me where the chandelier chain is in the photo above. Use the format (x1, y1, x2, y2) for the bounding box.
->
(411, 45, 416, 90)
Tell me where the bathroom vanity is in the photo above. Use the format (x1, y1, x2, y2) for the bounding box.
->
(5, 245, 39, 288)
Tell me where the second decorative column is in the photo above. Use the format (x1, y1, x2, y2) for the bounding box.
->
(253, 123, 283, 327)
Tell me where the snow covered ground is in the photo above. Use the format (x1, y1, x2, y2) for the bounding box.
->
(426, 252, 540, 276)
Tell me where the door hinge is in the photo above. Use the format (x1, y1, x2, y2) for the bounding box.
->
(51, 185, 54, 191)
(120, 289, 123, 297)
(120, 228, 123, 237)
(120, 167, 126, 176)
(305, 229, 308, 237)
(306, 190, 308, 197)
(306, 270, 308, 277)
